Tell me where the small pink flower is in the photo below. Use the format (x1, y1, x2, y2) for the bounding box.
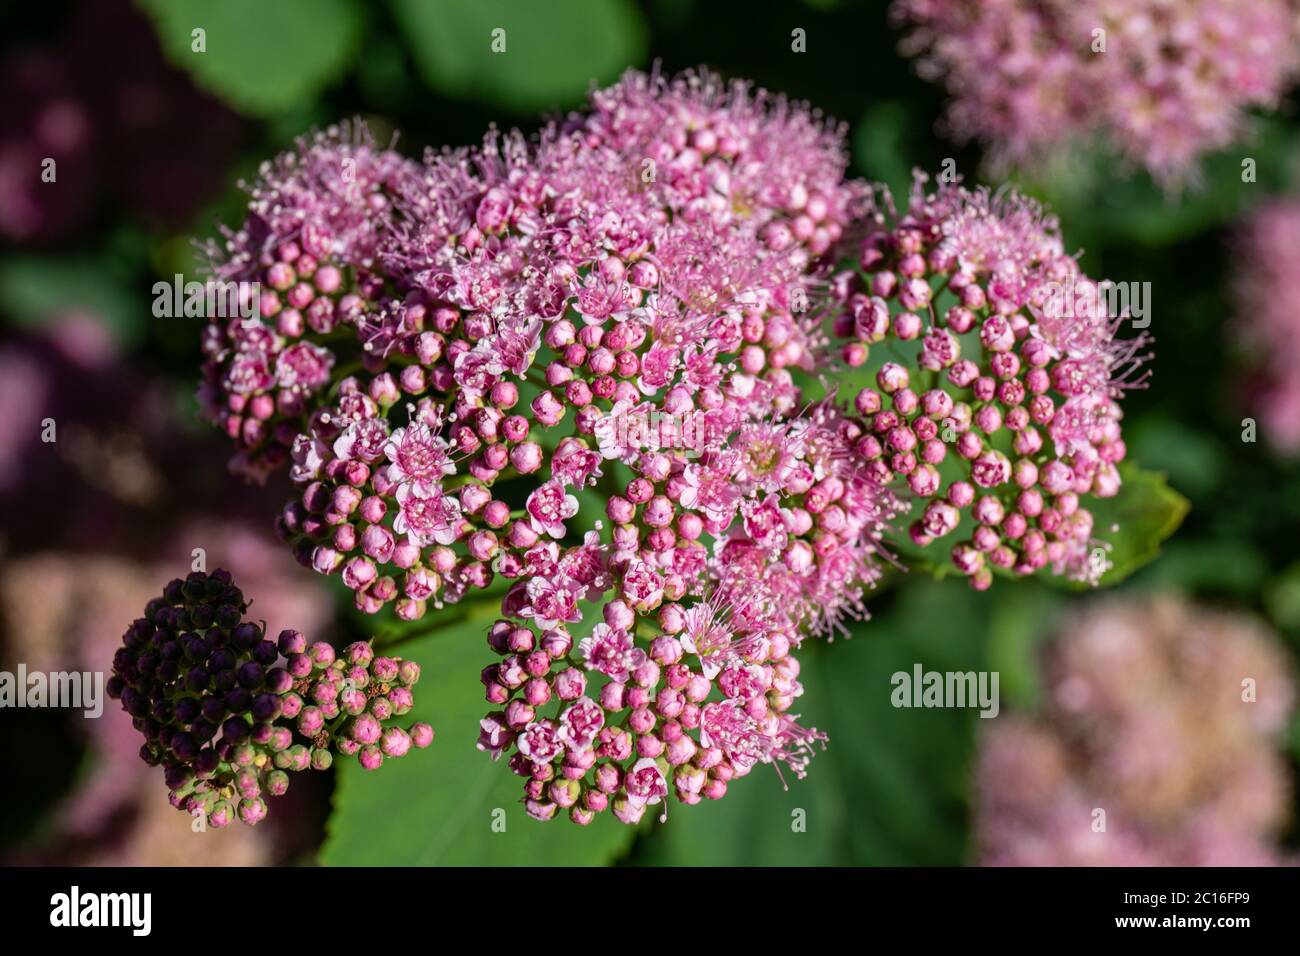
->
(971, 450, 1011, 488)
(452, 346, 500, 400)
(517, 719, 565, 764)
(275, 341, 335, 391)
(225, 350, 276, 395)
(579, 623, 640, 682)
(637, 342, 678, 394)
(624, 757, 668, 807)
(522, 541, 561, 578)
(550, 438, 603, 486)
(678, 460, 742, 524)
(741, 495, 791, 551)
(290, 434, 328, 482)
(384, 423, 454, 489)
(679, 600, 734, 679)
(334, 418, 391, 464)
(621, 560, 664, 611)
(557, 535, 610, 597)
(522, 575, 582, 629)
(487, 315, 543, 376)
(717, 662, 767, 701)
(700, 701, 765, 770)
(559, 697, 605, 750)
(393, 482, 461, 546)
(525, 479, 579, 539)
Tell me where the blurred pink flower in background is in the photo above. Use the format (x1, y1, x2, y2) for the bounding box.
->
(893, 0, 1300, 186)
(1234, 197, 1300, 454)
(0, 348, 49, 494)
(0, 0, 242, 243)
(975, 596, 1295, 866)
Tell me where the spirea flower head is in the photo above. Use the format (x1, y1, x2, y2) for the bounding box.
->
(975, 596, 1295, 866)
(1234, 197, 1300, 453)
(892, 0, 1300, 187)
(107, 569, 432, 827)
(190, 70, 1159, 825)
(830, 172, 1150, 588)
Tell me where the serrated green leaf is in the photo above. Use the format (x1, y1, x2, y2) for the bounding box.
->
(320, 614, 640, 865)
(881, 463, 1187, 592)
(1073, 465, 1189, 589)
(390, 0, 647, 112)
(136, 0, 364, 118)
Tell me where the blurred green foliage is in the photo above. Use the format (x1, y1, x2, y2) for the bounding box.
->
(392, 0, 647, 112)
(137, 0, 365, 118)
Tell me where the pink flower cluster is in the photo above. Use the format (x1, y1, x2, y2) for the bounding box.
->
(976, 597, 1295, 866)
(833, 175, 1149, 587)
(196, 69, 1149, 822)
(478, 394, 908, 823)
(1234, 197, 1300, 453)
(198, 120, 416, 482)
(893, 0, 1300, 186)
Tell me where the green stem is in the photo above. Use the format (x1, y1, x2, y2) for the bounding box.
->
(372, 592, 506, 650)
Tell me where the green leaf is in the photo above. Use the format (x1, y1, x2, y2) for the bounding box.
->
(647, 0, 695, 30)
(1075, 465, 1189, 589)
(882, 463, 1187, 592)
(624, 641, 848, 866)
(390, 0, 648, 112)
(630, 579, 986, 865)
(136, 0, 364, 118)
(320, 613, 641, 865)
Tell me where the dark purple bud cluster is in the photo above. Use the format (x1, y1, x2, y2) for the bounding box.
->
(108, 569, 433, 827)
